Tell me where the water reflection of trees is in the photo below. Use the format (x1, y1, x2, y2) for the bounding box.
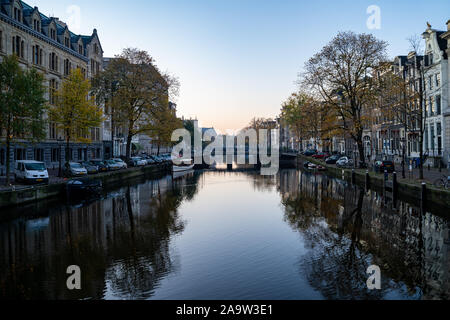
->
(279, 169, 450, 300)
(0, 173, 199, 300)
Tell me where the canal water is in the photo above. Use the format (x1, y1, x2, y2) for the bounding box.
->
(0, 169, 449, 300)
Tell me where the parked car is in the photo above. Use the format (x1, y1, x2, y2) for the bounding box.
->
(375, 160, 396, 173)
(90, 160, 109, 173)
(312, 152, 330, 159)
(64, 162, 88, 177)
(139, 155, 155, 165)
(303, 149, 317, 157)
(112, 158, 128, 169)
(150, 155, 164, 164)
(336, 157, 354, 168)
(15, 160, 49, 184)
(325, 155, 341, 164)
(105, 159, 122, 171)
(80, 161, 99, 175)
(161, 154, 172, 162)
(128, 157, 147, 167)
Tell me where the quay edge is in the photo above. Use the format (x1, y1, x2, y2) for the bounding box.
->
(298, 155, 450, 212)
(0, 163, 172, 210)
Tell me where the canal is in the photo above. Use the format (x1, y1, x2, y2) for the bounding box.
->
(0, 169, 449, 300)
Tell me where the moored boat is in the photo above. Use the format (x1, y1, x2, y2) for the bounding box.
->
(172, 159, 195, 172)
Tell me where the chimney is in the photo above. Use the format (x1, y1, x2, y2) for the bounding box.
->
(447, 19, 450, 31)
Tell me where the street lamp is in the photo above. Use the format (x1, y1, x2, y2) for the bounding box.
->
(57, 137, 64, 178)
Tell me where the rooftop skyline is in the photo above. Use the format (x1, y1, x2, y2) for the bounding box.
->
(24, 0, 450, 132)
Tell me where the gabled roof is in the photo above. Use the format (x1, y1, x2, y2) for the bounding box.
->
(1, 0, 101, 59)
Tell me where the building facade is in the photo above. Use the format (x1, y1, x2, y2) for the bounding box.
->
(422, 22, 449, 167)
(0, 0, 108, 175)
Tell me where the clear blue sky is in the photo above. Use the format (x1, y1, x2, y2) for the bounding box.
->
(27, 0, 450, 132)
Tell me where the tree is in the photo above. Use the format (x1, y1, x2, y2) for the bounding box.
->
(280, 92, 323, 151)
(48, 68, 103, 163)
(302, 32, 388, 167)
(92, 48, 179, 162)
(143, 107, 183, 155)
(0, 55, 47, 185)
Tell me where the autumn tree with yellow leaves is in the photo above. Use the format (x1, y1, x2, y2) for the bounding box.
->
(49, 68, 103, 163)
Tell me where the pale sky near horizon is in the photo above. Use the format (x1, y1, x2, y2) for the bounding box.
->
(26, 0, 450, 132)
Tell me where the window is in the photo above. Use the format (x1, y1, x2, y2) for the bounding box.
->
(428, 76, 433, 90)
(94, 43, 99, 54)
(64, 59, 72, 76)
(51, 148, 60, 162)
(34, 148, 44, 162)
(78, 44, 83, 55)
(14, 8, 22, 22)
(50, 28, 56, 40)
(32, 45, 43, 65)
(33, 19, 40, 32)
(15, 148, 26, 161)
(425, 125, 429, 150)
(65, 37, 70, 48)
(435, 74, 440, 87)
(436, 95, 441, 115)
(49, 52, 58, 72)
(0, 30, 2, 52)
(430, 124, 435, 151)
(49, 79, 58, 105)
(12, 36, 24, 58)
(49, 122, 57, 139)
(0, 148, 5, 166)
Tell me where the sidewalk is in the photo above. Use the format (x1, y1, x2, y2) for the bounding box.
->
(364, 165, 449, 186)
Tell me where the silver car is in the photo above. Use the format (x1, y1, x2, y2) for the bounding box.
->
(64, 162, 88, 177)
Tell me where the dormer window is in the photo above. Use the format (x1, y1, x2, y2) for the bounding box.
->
(65, 37, 70, 48)
(50, 28, 56, 40)
(33, 19, 40, 32)
(78, 44, 83, 55)
(14, 8, 22, 22)
(94, 43, 99, 54)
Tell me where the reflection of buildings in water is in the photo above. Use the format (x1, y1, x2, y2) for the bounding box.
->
(278, 169, 450, 299)
(0, 175, 193, 300)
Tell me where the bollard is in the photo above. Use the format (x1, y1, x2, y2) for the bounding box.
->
(384, 170, 388, 182)
(351, 169, 356, 184)
(420, 182, 426, 212)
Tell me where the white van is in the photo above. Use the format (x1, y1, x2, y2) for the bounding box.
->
(15, 160, 49, 184)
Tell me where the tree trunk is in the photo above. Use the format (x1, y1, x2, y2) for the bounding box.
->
(125, 132, 133, 162)
(66, 132, 71, 164)
(357, 138, 365, 167)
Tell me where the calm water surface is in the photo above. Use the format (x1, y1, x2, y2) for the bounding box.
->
(0, 169, 449, 300)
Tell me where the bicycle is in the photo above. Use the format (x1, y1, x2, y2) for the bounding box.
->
(433, 175, 450, 189)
